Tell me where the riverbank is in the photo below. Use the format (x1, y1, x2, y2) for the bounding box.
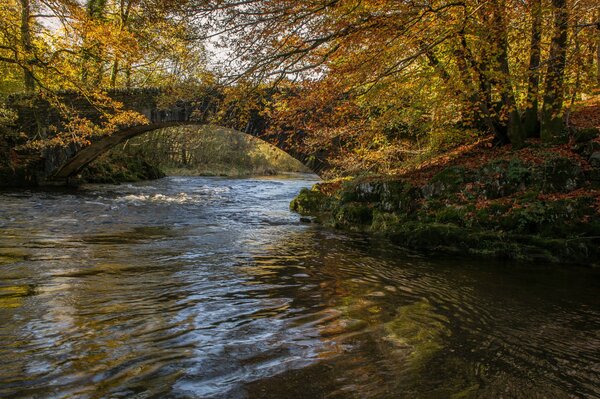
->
(291, 130, 600, 266)
(162, 165, 296, 177)
(79, 152, 165, 184)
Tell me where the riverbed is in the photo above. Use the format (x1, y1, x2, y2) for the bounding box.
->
(0, 175, 598, 398)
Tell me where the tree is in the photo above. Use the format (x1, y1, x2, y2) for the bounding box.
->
(192, 0, 597, 162)
(2, 0, 599, 173)
(523, 0, 542, 138)
(540, 0, 569, 143)
(0, 0, 211, 150)
(19, 0, 35, 91)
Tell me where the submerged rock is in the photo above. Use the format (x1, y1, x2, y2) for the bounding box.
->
(384, 300, 451, 370)
(320, 318, 368, 337)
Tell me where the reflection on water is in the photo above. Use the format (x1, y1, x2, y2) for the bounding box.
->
(0, 176, 599, 399)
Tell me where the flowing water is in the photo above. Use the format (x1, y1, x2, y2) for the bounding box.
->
(0, 175, 599, 399)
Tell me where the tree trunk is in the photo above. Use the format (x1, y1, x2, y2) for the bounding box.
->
(110, 57, 119, 88)
(454, 33, 509, 144)
(541, 0, 569, 143)
(492, 0, 525, 147)
(596, 10, 600, 87)
(421, 41, 451, 82)
(523, 0, 542, 137)
(19, 0, 35, 92)
(566, 17, 582, 127)
(125, 62, 132, 88)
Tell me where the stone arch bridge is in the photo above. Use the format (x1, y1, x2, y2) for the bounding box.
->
(4, 87, 326, 186)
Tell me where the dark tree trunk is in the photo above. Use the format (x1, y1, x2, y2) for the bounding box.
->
(492, 0, 525, 147)
(455, 32, 509, 145)
(596, 10, 600, 87)
(541, 0, 569, 143)
(19, 0, 35, 92)
(422, 42, 451, 82)
(523, 0, 542, 138)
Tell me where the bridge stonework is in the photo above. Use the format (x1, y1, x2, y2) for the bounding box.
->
(2, 88, 325, 186)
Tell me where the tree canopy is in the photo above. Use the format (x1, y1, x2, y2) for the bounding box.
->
(1, 0, 599, 175)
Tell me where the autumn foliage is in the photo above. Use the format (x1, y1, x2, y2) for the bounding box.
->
(1, 0, 600, 176)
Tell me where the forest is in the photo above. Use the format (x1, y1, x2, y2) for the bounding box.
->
(0, 0, 598, 172)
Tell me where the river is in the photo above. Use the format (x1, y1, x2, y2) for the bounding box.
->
(0, 175, 599, 398)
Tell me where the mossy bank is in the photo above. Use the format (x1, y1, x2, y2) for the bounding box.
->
(291, 133, 600, 266)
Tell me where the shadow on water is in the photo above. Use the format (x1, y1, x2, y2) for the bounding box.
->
(0, 176, 599, 399)
(80, 226, 180, 244)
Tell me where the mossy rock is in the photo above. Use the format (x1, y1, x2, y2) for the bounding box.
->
(422, 167, 469, 199)
(333, 203, 373, 227)
(499, 201, 560, 235)
(347, 181, 382, 202)
(384, 300, 451, 370)
(478, 159, 531, 199)
(339, 179, 421, 213)
(380, 181, 422, 212)
(434, 206, 469, 226)
(497, 197, 597, 237)
(590, 152, 600, 168)
(571, 127, 599, 143)
(562, 238, 600, 265)
(474, 201, 514, 228)
(431, 166, 469, 186)
(572, 140, 600, 158)
(303, 163, 599, 265)
(371, 210, 399, 232)
(535, 156, 582, 193)
(290, 187, 331, 215)
(388, 221, 469, 250)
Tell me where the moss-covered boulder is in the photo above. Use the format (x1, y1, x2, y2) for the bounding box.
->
(589, 152, 600, 168)
(333, 203, 373, 227)
(290, 187, 331, 215)
(571, 127, 599, 143)
(536, 157, 582, 193)
(477, 159, 531, 199)
(422, 166, 470, 199)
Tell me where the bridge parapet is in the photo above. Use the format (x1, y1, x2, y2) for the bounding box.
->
(9, 87, 218, 135)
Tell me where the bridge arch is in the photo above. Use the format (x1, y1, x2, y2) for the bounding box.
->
(7, 88, 327, 185)
(52, 122, 320, 181)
